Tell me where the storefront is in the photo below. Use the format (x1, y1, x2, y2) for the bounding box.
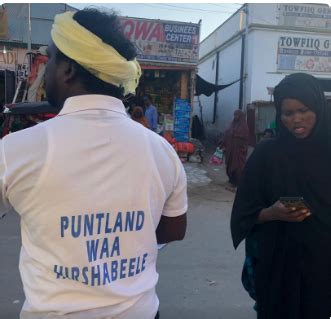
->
(136, 65, 194, 114)
(0, 47, 30, 106)
(120, 17, 200, 141)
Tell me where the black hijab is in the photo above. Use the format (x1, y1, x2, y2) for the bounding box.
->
(273, 73, 331, 231)
(274, 72, 331, 156)
(231, 73, 331, 319)
(231, 73, 331, 248)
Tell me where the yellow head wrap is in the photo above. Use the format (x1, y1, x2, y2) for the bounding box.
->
(51, 11, 141, 96)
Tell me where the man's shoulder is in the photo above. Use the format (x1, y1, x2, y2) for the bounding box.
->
(5, 121, 45, 138)
(144, 129, 178, 158)
(2, 122, 48, 155)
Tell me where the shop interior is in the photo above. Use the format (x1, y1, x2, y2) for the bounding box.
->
(133, 68, 182, 114)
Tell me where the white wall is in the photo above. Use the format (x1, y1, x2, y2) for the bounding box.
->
(249, 28, 331, 103)
(199, 7, 243, 60)
(249, 3, 279, 26)
(197, 6, 246, 138)
(248, 29, 284, 102)
(216, 39, 242, 131)
(243, 3, 280, 105)
(198, 3, 331, 141)
(194, 38, 242, 139)
(193, 55, 217, 125)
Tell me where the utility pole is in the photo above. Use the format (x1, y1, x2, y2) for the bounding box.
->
(27, 3, 31, 52)
(4, 68, 7, 104)
(27, 3, 32, 77)
(239, 4, 248, 110)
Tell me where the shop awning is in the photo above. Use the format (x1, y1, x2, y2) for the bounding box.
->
(195, 74, 240, 96)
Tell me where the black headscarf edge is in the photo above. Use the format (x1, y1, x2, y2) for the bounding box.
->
(273, 73, 331, 155)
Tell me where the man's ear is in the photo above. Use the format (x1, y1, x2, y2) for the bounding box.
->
(62, 59, 77, 84)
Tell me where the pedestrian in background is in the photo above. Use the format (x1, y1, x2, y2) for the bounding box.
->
(131, 105, 149, 128)
(231, 73, 331, 319)
(223, 109, 249, 190)
(144, 95, 158, 131)
(0, 8, 187, 319)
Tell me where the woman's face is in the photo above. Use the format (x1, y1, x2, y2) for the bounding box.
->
(281, 98, 317, 139)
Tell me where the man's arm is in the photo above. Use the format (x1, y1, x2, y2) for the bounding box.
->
(157, 154, 188, 243)
(0, 140, 10, 219)
(156, 213, 187, 244)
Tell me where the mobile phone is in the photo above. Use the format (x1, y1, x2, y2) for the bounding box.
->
(279, 197, 310, 211)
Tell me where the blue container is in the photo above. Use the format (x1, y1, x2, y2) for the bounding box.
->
(174, 126, 190, 133)
(174, 110, 190, 119)
(175, 98, 189, 104)
(174, 117, 190, 126)
(174, 136, 190, 142)
(174, 103, 191, 112)
(174, 132, 190, 142)
(174, 130, 190, 137)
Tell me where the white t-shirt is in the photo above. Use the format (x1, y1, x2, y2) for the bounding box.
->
(0, 95, 187, 318)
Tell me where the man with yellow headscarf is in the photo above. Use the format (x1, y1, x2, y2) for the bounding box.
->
(0, 8, 187, 319)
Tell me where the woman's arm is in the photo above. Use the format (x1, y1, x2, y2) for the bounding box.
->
(257, 201, 311, 224)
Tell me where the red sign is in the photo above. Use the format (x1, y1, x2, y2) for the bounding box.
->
(120, 17, 200, 65)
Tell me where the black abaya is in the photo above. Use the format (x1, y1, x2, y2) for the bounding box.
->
(231, 73, 331, 319)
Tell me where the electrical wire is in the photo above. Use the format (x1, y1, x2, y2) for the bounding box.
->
(140, 3, 226, 15)
(141, 3, 236, 14)
(157, 3, 238, 14)
(210, 3, 243, 9)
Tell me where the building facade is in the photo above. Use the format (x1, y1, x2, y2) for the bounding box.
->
(196, 3, 331, 139)
(0, 3, 75, 105)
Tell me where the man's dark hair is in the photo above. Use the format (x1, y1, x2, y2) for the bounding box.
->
(55, 8, 137, 99)
(144, 95, 152, 101)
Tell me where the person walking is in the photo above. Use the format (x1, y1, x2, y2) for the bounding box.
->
(143, 95, 158, 132)
(223, 109, 249, 190)
(131, 106, 149, 128)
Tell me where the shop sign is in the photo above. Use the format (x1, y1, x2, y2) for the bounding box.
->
(279, 4, 331, 30)
(277, 35, 331, 73)
(0, 49, 29, 79)
(0, 51, 18, 71)
(120, 17, 200, 65)
(16, 63, 29, 80)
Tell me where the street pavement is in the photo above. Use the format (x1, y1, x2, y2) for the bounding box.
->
(157, 162, 256, 318)
(0, 159, 256, 319)
(0, 211, 23, 318)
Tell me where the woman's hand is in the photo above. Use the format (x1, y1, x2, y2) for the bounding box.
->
(258, 200, 311, 223)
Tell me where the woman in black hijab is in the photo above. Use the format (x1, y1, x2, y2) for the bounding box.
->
(231, 73, 331, 319)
